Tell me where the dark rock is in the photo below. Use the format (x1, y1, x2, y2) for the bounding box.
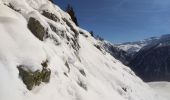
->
(41, 60, 51, 82)
(77, 80, 87, 90)
(47, 34, 60, 45)
(94, 44, 102, 51)
(17, 66, 35, 90)
(33, 70, 42, 86)
(17, 62, 51, 90)
(63, 18, 79, 38)
(28, 17, 46, 41)
(49, 23, 57, 33)
(71, 38, 80, 52)
(66, 35, 71, 41)
(62, 18, 80, 52)
(42, 11, 59, 22)
(80, 31, 88, 38)
(60, 33, 65, 38)
(41, 68, 51, 82)
(94, 44, 106, 55)
(65, 61, 70, 72)
(122, 87, 127, 92)
(41, 60, 48, 68)
(48, 23, 68, 43)
(79, 69, 86, 77)
(64, 72, 68, 77)
(7, 3, 21, 12)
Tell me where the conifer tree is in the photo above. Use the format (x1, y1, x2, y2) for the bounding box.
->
(90, 31, 94, 37)
(49, 0, 53, 3)
(66, 4, 79, 26)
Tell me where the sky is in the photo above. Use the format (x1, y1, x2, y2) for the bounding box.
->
(54, 0, 170, 43)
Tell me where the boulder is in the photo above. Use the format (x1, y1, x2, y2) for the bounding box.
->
(28, 17, 46, 41)
(17, 62, 51, 90)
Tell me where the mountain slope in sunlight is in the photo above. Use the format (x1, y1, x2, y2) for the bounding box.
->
(0, 0, 166, 100)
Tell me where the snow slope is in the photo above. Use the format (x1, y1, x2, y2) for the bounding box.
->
(148, 82, 170, 99)
(0, 0, 166, 100)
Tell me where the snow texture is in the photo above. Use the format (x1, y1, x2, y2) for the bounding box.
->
(148, 82, 170, 99)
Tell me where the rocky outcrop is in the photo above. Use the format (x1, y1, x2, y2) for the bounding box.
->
(63, 18, 79, 38)
(62, 18, 80, 52)
(42, 11, 59, 22)
(17, 61, 51, 90)
(6, 3, 21, 12)
(28, 17, 47, 41)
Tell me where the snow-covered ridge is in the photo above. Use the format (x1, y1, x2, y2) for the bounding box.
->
(114, 37, 159, 54)
(0, 0, 166, 100)
(97, 36, 160, 65)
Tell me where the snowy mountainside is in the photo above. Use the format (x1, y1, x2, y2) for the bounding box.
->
(129, 34, 170, 82)
(0, 0, 166, 100)
(114, 37, 159, 54)
(96, 36, 159, 65)
(100, 34, 170, 82)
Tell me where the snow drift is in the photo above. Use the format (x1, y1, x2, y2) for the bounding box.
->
(0, 0, 166, 100)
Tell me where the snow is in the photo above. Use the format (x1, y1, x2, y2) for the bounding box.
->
(0, 0, 167, 100)
(148, 82, 170, 99)
(113, 37, 160, 54)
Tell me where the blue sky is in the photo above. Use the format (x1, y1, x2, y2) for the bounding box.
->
(54, 0, 170, 43)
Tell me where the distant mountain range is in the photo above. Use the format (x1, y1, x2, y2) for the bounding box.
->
(98, 34, 170, 82)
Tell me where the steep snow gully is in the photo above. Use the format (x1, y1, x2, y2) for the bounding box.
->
(0, 0, 167, 100)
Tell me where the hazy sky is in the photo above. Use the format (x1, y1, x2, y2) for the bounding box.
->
(54, 0, 170, 43)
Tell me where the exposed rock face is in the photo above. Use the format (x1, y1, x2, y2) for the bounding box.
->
(80, 31, 88, 38)
(94, 44, 106, 55)
(63, 18, 79, 38)
(42, 11, 59, 22)
(129, 35, 170, 82)
(17, 61, 51, 90)
(28, 17, 46, 41)
(77, 79, 87, 90)
(63, 18, 80, 52)
(79, 69, 86, 77)
(6, 3, 21, 12)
